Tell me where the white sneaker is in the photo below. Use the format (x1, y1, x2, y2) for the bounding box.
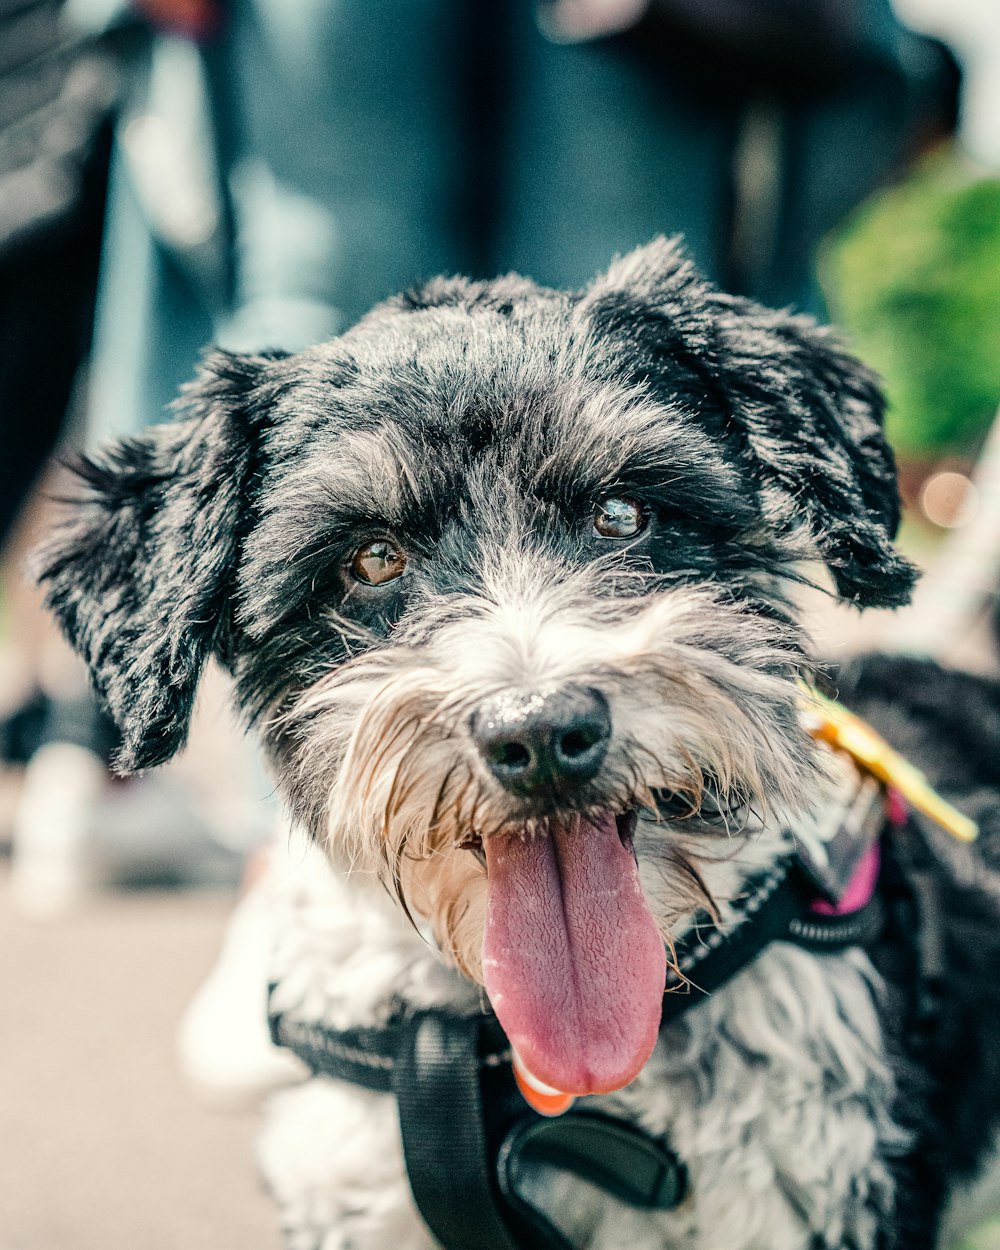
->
(9, 742, 105, 918)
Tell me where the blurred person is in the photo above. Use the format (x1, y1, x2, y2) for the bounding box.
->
(0, 0, 119, 847)
(0, 0, 117, 550)
(894, 0, 1000, 170)
(75, 0, 959, 443)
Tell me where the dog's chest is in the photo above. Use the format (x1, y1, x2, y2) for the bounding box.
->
(261, 847, 901, 1250)
(578, 945, 899, 1250)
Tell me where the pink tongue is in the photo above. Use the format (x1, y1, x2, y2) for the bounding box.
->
(482, 815, 666, 1096)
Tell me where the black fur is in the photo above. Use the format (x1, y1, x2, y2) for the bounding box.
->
(36, 351, 281, 769)
(838, 655, 1000, 1250)
(581, 249, 913, 608)
(36, 239, 913, 771)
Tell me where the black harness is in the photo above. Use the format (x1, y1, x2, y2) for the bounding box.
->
(269, 783, 887, 1250)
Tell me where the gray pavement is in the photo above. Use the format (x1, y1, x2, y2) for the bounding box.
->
(0, 874, 280, 1250)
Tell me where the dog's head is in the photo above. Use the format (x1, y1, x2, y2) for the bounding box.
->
(37, 239, 913, 1097)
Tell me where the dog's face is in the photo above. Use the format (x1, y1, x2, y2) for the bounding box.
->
(37, 240, 913, 1098)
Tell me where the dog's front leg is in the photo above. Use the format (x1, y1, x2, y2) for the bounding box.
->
(259, 1078, 434, 1250)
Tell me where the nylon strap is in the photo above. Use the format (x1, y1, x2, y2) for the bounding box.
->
(393, 1011, 521, 1250)
(661, 860, 883, 1022)
(497, 1112, 686, 1249)
(267, 1010, 511, 1095)
(268, 851, 881, 1077)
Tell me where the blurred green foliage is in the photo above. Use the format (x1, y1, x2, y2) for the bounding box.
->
(824, 153, 1000, 460)
(954, 1219, 1000, 1250)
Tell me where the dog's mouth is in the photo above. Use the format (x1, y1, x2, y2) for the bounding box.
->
(479, 808, 666, 1097)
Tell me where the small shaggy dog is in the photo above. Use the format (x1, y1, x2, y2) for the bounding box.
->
(37, 240, 1000, 1249)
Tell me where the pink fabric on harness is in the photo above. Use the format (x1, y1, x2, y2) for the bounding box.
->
(810, 842, 881, 916)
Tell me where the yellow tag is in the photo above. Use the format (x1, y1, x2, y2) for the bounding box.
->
(800, 685, 978, 844)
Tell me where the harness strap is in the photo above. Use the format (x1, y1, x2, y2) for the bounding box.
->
(394, 1012, 521, 1250)
(661, 858, 884, 1022)
(268, 1010, 511, 1095)
(497, 1113, 687, 1249)
(268, 853, 881, 1090)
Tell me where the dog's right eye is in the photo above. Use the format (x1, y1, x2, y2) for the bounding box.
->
(593, 495, 646, 539)
(350, 539, 408, 586)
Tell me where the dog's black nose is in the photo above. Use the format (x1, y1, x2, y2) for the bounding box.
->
(471, 686, 611, 796)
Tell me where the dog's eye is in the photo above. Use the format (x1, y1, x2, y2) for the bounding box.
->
(350, 539, 407, 586)
(593, 496, 646, 539)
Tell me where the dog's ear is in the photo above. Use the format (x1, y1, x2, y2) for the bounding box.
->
(35, 349, 281, 772)
(583, 238, 916, 609)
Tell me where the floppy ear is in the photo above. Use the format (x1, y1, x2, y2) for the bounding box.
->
(34, 350, 281, 772)
(583, 238, 916, 609)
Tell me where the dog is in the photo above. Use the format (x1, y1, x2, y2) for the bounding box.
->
(35, 239, 1000, 1250)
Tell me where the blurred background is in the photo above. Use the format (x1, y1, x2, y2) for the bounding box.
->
(0, 2, 998, 1248)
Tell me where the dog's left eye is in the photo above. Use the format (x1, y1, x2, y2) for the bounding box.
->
(593, 496, 646, 538)
(350, 539, 408, 586)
